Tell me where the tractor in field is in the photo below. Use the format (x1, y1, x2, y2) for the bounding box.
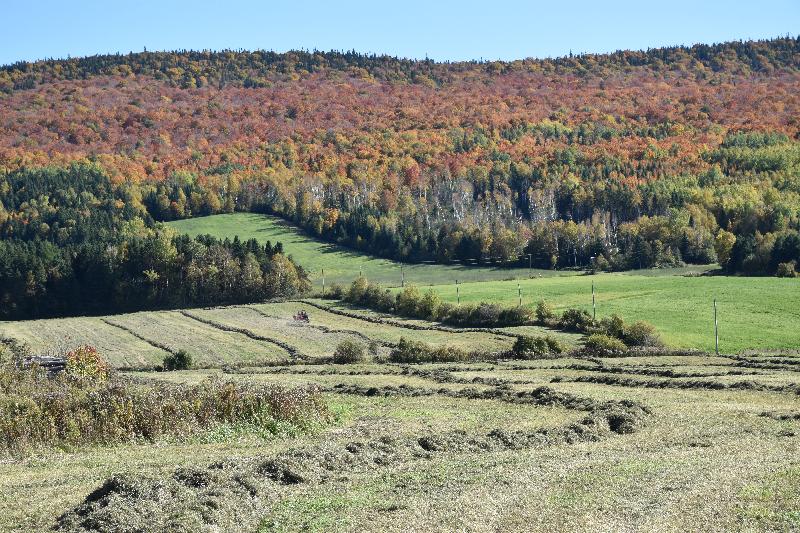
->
(292, 310, 310, 324)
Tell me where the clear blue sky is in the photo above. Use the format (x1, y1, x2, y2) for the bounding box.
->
(2, 0, 798, 65)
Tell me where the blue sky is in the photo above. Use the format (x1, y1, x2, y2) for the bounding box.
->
(2, 0, 798, 65)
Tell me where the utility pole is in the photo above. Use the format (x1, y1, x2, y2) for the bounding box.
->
(592, 281, 596, 320)
(714, 299, 720, 356)
(401, 265, 405, 288)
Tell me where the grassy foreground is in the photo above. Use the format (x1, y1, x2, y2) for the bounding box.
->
(3, 357, 798, 531)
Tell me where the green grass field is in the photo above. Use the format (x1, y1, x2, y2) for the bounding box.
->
(166, 213, 576, 286)
(421, 274, 800, 353)
(167, 213, 800, 353)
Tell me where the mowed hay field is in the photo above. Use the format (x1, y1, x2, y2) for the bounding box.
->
(168, 213, 799, 354)
(0, 300, 580, 369)
(1, 353, 799, 531)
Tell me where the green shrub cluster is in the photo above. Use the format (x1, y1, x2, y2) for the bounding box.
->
(341, 278, 534, 327)
(389, 338, 477, 364)
(333, 339, 367, 364)
(511, 335, 565, 359)
(0, 363, 328, 454)
(163, 350, 193, 371)
(547, 303, 663, 349)
(583, 334, 628, 357)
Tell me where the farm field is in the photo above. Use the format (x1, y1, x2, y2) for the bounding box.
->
(1, 277, 799, 530)
(421, 273, 800, 353)
(168, 213, 799, 354)
(1, 217, 797, 532)
(0, 300, 582, 369)
(2, 353, 799, 531)
(166, 213, 585, 287)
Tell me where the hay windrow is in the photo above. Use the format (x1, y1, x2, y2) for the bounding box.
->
(55, 385, 649, 532)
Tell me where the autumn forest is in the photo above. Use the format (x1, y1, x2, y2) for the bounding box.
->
(1, 38, 799, 319)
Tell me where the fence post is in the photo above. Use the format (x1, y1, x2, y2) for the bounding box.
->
(518, 283, 522, 307)
(456, 279, 460, 305)
(714, 299, 719, 356)
(321, 268, 325, 296)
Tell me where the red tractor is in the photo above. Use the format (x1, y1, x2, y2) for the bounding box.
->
(292, 310, 310, 323)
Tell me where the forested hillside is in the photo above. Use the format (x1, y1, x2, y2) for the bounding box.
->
(0, 165, 308, 319)
(1, 38, 799, 318)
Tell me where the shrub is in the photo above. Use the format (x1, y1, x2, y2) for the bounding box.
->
(326, 283, 344, 299)
(389, 338, 472, 363)
(583, 334, 627, 357)
(535, 300, 555, 324)
(418, 289, 442, 321)
(498, 306, 534, 326)
(594, 255, 611, 272)
(346, 276, 369, 303)
(623, 321, 663, 347)
(333, 339, 366, 363)
(373, 288, 396, 312)
(559, 308, 595, 332)
(0, 367, 329, 453)
(163, 350, 193, 371)
(544, 335, 566, 355)
(512, 335, 565, 359)
(367, 340, 380, 357)
(395, 285, 422, 317)
(470, 303, 502, 326)
(442, 303, 476, 326)
(776, 261, 798, 278)
(598, 314, 625, 339)
(65, 345, 109, 383)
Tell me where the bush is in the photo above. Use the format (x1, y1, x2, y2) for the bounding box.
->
(511, 335, 565, 359)
(367, 340, 380, 357)
(598, 314, 625, 339)
(583, 334, 627, 357)
(0, 367, 329, 453)
(389, 338, 472, 363)
(559, 308, 595, 332)
(65, 345, 109, 383)
(395, 285, 422, 317)
(418, 289, 442, 321)
(470, 303, 502, 326)
(325, 283, 344, 299)
(498, 306, 534, 326)
(333, 339, 366, 363)
(163, 350, 193, 371)
(535, 300, 555, 324)
(346, 276, 369, 303)
(776, 261, 798, 278)
(623, 321, 663, 347)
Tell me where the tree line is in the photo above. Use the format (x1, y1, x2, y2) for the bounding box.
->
(0, 165, 308, 320)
